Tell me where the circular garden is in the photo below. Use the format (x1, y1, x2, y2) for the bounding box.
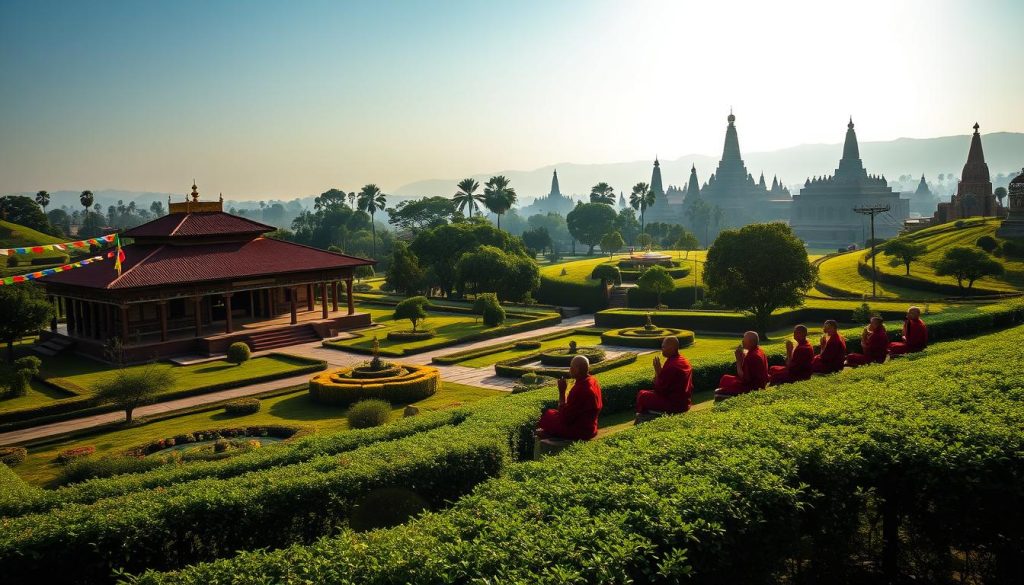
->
(308, 362, 441, 406)
(601, 326, 695, 349)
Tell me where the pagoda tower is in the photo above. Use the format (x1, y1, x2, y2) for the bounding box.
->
(684, 164, 701, 205)
(931, 123, 999, 223)
(550, 169, 562, 198)
(650, 157, 665, 201)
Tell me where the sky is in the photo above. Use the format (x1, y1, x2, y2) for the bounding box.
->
(1, 0, 1023, 199)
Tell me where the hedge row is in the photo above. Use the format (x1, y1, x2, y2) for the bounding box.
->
(855, 257, 1007, 297)
(535, 274, 607, 312)
(0, 354, 327, 430)
(626, 283, 705, 309)
(619, 266, 690, 281)
(596, 306, 912, 333)
(431, 328, 583, 365)
(132, 326, 1024, 585)
(494, 350, 638, 379)
(0, 465, 35, 513)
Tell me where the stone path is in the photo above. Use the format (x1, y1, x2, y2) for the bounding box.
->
(0, 315, 595, 445)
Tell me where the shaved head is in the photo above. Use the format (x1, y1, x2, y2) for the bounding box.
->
(661, 335, 680, 356)
(742, 330, 759, 349)
(870, 316, 884, 326)
(823, 320, 838, 333)
(569, 355, 590, 379)
(793, 324, 808, 340)
(908, 306, 921, 318)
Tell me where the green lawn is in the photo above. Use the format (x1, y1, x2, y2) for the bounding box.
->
(324, 306, 529, 356)
(457, 333, 607, 367)
(816, 250, 947, 299)
(13, 381, 499, 487)
(540, 250, 708, 284)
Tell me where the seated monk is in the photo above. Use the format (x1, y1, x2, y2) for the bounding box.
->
(715, 331, 769, 397)
(888, 306, 928, 356)
(846, 316, 889, 367)
(537, 355, 603, 441)
(811, 320, 847, 374)
(768, 324, 815, 385)
(635, 336, 693, 415)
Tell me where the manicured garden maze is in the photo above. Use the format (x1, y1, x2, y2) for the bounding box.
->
(129, 320, 1024, 585)
(3, 299, 1023, 584)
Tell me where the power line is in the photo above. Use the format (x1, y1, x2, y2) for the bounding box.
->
(853, 204, 891, 298)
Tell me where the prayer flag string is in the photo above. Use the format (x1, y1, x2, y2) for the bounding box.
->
(0, 234, 116, 257)
(0, 251, 114, 286)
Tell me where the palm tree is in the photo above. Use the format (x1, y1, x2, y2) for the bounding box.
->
(35, 190, 50, 215)
(483, 176, 517, 230)
(356, 184, 387, 256)
(589, 182, 615, 205)
(629, 182, 655, 234)
(80, 190, 94, 220)
(452, 178, 484, 217)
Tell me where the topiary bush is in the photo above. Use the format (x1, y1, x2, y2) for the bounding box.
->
(976, 235, 998, 253)
(224, 398, 260, 416)
(537, 346, 606, 367)
(473, 293, 506, 327)
(226, 342, 251, 366)
(590, 264, 622, 285)
(346, 399, 392, 429)
(514, 340, 542, 350)
(0, 446, 27, 467)
(57, 455, 167, 486)
(309, 364, 442, 406)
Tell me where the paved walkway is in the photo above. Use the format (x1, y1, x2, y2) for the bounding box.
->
(0, 315, 595, 445)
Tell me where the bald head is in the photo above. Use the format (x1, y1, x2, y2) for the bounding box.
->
(742, 330, 759, 350)
(661, 335, 680, 357)
(908, 306, 921, 319)
(823, 320, 838, 334)
(793, 324, 808, 340)
(569, 355, 590, 379)
(870, 316, 884, 328)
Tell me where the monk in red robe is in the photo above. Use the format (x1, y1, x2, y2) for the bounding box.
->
(846, 316, 889, 367)
(768, 324, 815, 385)
(635, 336, 693, 415)
(888, 306, 928, 356)
(537, 355, 603, 440)
(715, 331, 769, 398)
(811, 320, 847, 374)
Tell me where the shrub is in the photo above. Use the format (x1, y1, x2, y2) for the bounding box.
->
(56, 445, 96, 465)
(495, 350, 638, 378)
(590, 264, 622, 285)
(514, 340, 542, 350)
(850, 302, 873, 323)
(308, 364, 441, 406)
(352, 283, 372, 293)
(537, 346, 606, 367)
(600, 328, 696, 349)
(0, 446, 27, 467)
(473, 293, 505, 327)
(347, 399, 392, 429)
(1001, 239, 1024, 259)
(213, 439, 230, 453)
(224, 398, 260, 416)
(57, 455, 167, 486)
(226, 342, 251, 366)
(394, 296, 430, 332)
(975, 234, 998, 253)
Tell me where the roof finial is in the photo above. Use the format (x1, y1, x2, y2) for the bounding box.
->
(973, 122, 980, 133)
(848, 116, 854, 129)
(727, 107, 735, 123)
(190, 180, 199, 202)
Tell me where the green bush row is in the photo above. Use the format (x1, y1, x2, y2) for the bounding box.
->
(535, 274, 607, 312)
(494, 351, 638, 379)
(431, 328, 580, 365)
(595, 306, 911, 333)
(131, 327, 1024, 585)
(600, 328, 696, 348)
(626, 283, 705, 309)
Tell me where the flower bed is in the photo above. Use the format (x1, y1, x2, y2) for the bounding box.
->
(0, 446, 27, 467)
(123, 425, 302, 458)
(308, 364, 441, 406)
(55, 446, 96, 465)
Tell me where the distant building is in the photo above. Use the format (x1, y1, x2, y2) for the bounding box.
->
(645, 158, 686, 224)
(931, 123, 1003, 224)
(520, 169, 576, 217)
(909, 174, 939, 216)
(790, 119, 909, 248)
(996, 167, 1024, 238)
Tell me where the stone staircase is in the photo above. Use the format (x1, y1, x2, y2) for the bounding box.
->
(245, 325, 321, 352)
(31, 336, 76, 357)
(608, 286, 631, 309)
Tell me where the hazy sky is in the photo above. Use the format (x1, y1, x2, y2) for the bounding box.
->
(2, 0, 1022, 199)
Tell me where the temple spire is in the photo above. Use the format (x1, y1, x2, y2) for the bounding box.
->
(686, 163, 700, 199)
(842, 118, 860, 161)
(650, 157, 665, 199)
(549, 169, 561, 197)
(962, 122, 990, 183)
(722, 109, 741, 162)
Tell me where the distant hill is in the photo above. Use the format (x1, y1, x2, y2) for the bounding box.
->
(0, 219, 66, 248)
(1, 219, 70, 274)
(394, 132, 1024, 202)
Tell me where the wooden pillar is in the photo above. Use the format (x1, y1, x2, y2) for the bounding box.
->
(306, 284, 314, 311)
(120, 305, 129, 342)
(75, 300, 85, 336)
(66, 299, 77, 334)
(346, 277, 355, 315)
(48, 296, 58, 332)
(269, 288, 277, 317)
(194, 296, 203, 337)
(100, 304, 109, 339)
(255, 288, 264, 318)
(290, 287, 298, 325)
(158, 301, 168, 342)
(320, 282, 329, 319)
(248, 289, 255, 318)
(223, 293, 233, 334)
(89, 302, 99, 339)
(331, 281, 339, 312)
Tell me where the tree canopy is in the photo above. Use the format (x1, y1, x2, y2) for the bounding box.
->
(566, 202, 617, 255)
(94, 366, 176, 424)
(521, 226, 552, 257)
(455, 245, 539, 302)
(600, 230, 625, 257)
(933, 246, 1004, 295)
(411, 220, 527, 297)
(0, 284, 53, 363)
(0, 195, 53, 234)
(637, 265, 675, 308)
(394, 296, 430, 332)
(387, 196, 458, 234)
(881, 238, 928, 275)
(703, 223, 818, 338)
(384, 242, 425, 296)
(483, 176, 517, 230)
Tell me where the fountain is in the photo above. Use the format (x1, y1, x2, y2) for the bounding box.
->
(601, 313, 695, 349)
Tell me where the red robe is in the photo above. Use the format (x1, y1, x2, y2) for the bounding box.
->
(769, 340, 815, 385)
(636, 352, 693, 413)
(811, 333, 847, 374)
(846, 326, 889, 367)
(888, 318, 928, 355)
(718, 347, 769, 395)
(538, 375, 603, 440)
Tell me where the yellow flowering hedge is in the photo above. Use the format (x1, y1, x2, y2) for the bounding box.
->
(308, 364, 441, 406)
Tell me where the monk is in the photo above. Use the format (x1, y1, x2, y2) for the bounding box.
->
(536, 355, 603, 440)
(845, 316, 889, 367)
(768, 324, 815, 385)
(715, 331, 769, 398)
(888, 306, 928, 355)
(635, 336, 693, 415)
(811, 320, 847, 374)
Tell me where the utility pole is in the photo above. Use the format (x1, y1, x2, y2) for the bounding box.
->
(853, 204, 891, 298)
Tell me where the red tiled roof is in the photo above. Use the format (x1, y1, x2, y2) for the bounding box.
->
(123, 212, 275, 238)
(41, 237, 373, 290)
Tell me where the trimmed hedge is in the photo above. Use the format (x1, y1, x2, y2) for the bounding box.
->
(601, 327, 696, 348)
(856, 255, 1007, 297)
(494, 350, 638, 378)
(0, 464, 35, 510)
(537, 346, 606, 367)
(595, 306, 911, 333)
(308, 365, 441, 406)
(132, 326, 1024, 585)
(386, 330, 435, 341)
(55, 445, 96, 465)
(431, 328, 582, 365)
(535, 274, 607, 312)
(224, 398, 260, 416)
(627, 283, 704, 309)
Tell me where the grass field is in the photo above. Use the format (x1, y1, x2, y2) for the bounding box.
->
(0, 219, 74, 276)
(816, 250, 948, 299)
(13, 381, 499, 487)
(540, 251, 708, 283)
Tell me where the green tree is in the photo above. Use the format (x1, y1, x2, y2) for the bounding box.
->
(703, 223, 818, 338)
(637, 265, 675, 308)
(675, 231, 700, 258)
(614, 208, 641, 245)
(589, 182, 615, 205)
(314, 188, 349, 212)
(881, 238, 928, 275)
(0, 195, 52, 233)
(384, 242, 426, 296)
(473, 292, 505, 326)
(394, 296, 429, 332)
(8, 356, 41, 397)
(600, 230, 625, 257)
(629, 182, 655, 234)
(591, 264, 621, 286)
(34, 190, 50, 215)
(79, 190, 94, 222)
(455, 245, 509, 297)
(0, 284, 53, 363)
(47, 208, 71, 236)
(566, 202, 617, 255)
(995, 186, 1007, 208)
(386, 196, 457, 234)
(483, 176, 517, 230)
(411, 221, 526, 298)
(975, 235, 998, 254)
(933, 246, 1004, 295)
(636, 233, 653, 249)
(356, 184, 387, 257)
(453, 178, 485, 218)
(94, 366, 176, 424)
(521, 226, 552, 258)
(354, 265, 375, 282)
